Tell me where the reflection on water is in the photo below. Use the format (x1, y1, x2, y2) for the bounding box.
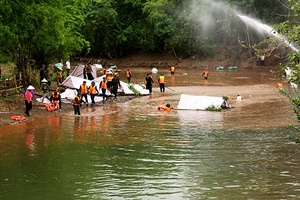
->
(0, 68, 300, 199)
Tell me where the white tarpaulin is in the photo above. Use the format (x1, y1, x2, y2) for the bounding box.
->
(177, 94, 223, 110)
(71, 64, 98, 79)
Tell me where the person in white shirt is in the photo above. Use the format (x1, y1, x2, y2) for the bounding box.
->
(65, 59, 71, 76)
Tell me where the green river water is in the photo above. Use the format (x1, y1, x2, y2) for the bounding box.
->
(0, 68, 300, 199)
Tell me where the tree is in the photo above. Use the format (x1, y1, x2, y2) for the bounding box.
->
(0, 0, 89, 84)
(275, 0, 300, 142)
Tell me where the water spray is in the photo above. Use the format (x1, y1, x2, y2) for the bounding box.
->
(237, 14, 299, 52)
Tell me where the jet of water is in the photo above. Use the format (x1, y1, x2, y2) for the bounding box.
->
(237, 14, 299, 52)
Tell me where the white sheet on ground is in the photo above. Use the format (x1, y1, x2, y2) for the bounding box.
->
(177, 94, 223, 110)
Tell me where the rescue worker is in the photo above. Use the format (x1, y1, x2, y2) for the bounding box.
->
(158, 73, 165, 92)
(164, 103, 173, 111)
(79, 81, 89, 106)
(277, 83, 283, 89)
(170, 66, 175, 75)
(99, 77, 108, 102)
(106, 72, 113, 92)
(202, 69, 208, 79)
(72, 93, 84, 115)
(89, 81, 99, 106)
(50, 90, 62, 110)
(111, 75, 121, 100)
(126, 68, 132, 83)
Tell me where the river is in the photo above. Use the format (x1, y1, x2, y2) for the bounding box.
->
(0, 67, 299, 199)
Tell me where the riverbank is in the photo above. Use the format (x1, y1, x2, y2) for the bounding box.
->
(0, 94, 136, 126)
(0, 83, 296, 129)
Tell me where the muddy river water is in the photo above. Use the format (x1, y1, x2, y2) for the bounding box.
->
(0, 67, 300, 199)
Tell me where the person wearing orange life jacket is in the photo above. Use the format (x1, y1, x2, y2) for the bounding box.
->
(170, 66, 175, 75)
(89, 81, 99, 106)
(158, 73, 165, 92)
(126, 68, 132, 83)
(79, 81, 89, 106)
(72, 93, 85, 115)
(202, 69, 208, 79)
(99, 77, 108, 102)
(50, 91, 62, 110)
(277, 82, 283, 89)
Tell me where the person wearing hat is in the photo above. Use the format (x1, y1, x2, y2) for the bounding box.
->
(99, 77, 108, 102)
(89, 81, 99, 106)
(24, 85, 35, 116)
(79, 81, 89, 106)
(72, 93, 85, 115)
(41, 78, 50, 94)
(158, 73, 165, 92)
(40, 79, 51, 103)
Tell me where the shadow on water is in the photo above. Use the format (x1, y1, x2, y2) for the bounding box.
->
(0, 67, 300, 199)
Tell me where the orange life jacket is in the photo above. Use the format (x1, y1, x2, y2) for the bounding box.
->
(80, 84, 88, 94)
(126, 70, 131, 78)
(159, 76, 165, 84)
(203, 70, 208, 77)
(90, 85, 97, 94)
(72, 96, 81, 106)
(100, 81, 107, 89)
(52, 92, 60, 99)
(170, 66, 175, 72)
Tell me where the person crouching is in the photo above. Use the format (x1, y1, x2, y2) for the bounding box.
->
(72, 93, 85, 115)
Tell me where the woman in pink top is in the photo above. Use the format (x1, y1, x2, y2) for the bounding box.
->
(25, 85, 35, 116)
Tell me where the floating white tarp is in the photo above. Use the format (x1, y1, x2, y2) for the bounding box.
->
(177, 94, 223, 110)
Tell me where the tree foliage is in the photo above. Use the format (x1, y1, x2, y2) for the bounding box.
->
(0, 0, 89, 83)
(274, 0, 300, 141)
(0, 0, 292, 79)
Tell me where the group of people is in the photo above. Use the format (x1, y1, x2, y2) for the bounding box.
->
(25, 62, 217, 117)
(72, 76, 121, 115)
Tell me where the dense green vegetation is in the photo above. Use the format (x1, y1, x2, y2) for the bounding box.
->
(0, 0, 289, 70)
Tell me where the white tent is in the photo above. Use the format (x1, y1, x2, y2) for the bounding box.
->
(71, 64, 98, 79)
(61, 76, 100, 89)
(177, 94, 223, 110)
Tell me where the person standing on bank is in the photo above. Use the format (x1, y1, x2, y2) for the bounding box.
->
(72, 93, 85, 115)
(100, 77, 108, 102)
(85, 61, 94, 80)
(111, 75, 121, 100)
(89, 81, 99, 106)
(170, 66, 175, 75)
(24, 85, 35, 117)
(158, 73, 165, 92)
(202, 69, 208, 79)
(145, 73, 154, 94)
(126, 68, 132, 83)
(65, 59, 71, 77)
(79, 81, 89, 106)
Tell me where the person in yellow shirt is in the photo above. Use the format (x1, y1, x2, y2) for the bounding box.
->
(202, 69, 208, 79)
(158, 73, 165, 92)
(170, 66, 175, 75)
